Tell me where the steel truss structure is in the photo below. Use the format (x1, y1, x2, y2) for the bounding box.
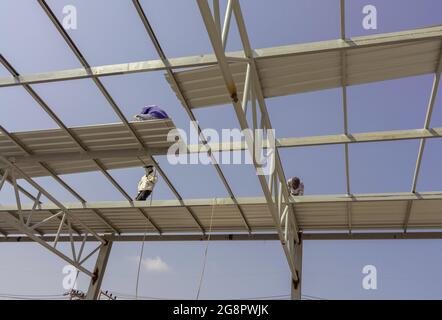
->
(0, 0, 442, 300)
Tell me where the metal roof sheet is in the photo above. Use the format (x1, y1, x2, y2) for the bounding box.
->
(166, 25, 442, 109)
(1, 192, 441, 235)
(0, 119, 176, 177)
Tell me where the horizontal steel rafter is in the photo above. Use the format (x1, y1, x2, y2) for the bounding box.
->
(3, 128, 442, 170)
(0, 233, 280, 242)
(2, 191, 440, 211)
(2, 231, 442, 242)
(1, 25, 442, 88)
(302, 232, 442, 240)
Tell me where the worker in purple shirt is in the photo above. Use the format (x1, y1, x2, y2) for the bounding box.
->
(134, 105, 169, 121)
(287, 177, 304, 196)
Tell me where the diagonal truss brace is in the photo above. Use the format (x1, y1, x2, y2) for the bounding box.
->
(0, 158, 106, 278)
(197, 0, 300, 280)
(36, 0, 204, 234)
(132, 0, 251, 233)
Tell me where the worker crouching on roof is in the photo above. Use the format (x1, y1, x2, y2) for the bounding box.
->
(287, 177, 304, 196)
(134, 105, 169, 121)
(135, 165, 157, 201)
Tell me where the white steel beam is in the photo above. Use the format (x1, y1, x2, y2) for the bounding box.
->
(2, 191, 442, 212)
(3, 232, 442, 242)
(0, 168, 62, 235)
(0, 169, 8, 192)
(221, 0, 234, 49)
(0, 233, 280, 243)
(0, 156, 105, 244)
(213, 0, 221, 36)
(0, 53, 223, 87)
(0, 168, 43, 204)
(411, 45, 442, 193)
(2, 211, 95, 277)
(37, 0, 205, 234)
(131, 0, 251, 232)
(339, 0, 352, 233)
(197, 0, 302, 280)
(2, 232, 442, 242)
(405, 41, 442, 231)
(0, 55, 150, 231)
(1, 25, 442, 88)
(0, 125, 119, 234)
(5, 127, 442, 167)
(85, 240, 113, 300)
(290, 240, 303, 300)
(302, 232, 442, 240)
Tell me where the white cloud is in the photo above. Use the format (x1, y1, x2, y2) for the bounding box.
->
(133, 256, 171, 273)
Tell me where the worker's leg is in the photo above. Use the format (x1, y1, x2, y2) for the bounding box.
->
(135, 191, 143, 201)
(136, 190, 151, 201)
(142, 190, 152, 201)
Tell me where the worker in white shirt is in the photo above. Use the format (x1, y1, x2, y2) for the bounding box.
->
(135, 165, 157, 201)
(287, 176, 304, 196)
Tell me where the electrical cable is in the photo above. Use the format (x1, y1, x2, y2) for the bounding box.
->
(195, 198, 216, 300)
(135, 167, 156, 300)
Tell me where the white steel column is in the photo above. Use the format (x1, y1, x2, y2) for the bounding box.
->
(291, 239, 303, 300)
(405, 41, 442, 232)
(86, 240, 113, 300)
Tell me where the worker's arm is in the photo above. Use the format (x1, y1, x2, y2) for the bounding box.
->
(299, 183, 304, 196)
(137, 178, 144, 191)
(147, 174, 158, 184)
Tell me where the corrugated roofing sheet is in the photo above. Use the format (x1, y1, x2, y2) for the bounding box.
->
(166, 25, 442, 108)
(0, 119, 177, 177)
(1, 193, 441, 235)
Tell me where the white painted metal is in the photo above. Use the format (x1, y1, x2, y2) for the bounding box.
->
(86, 240, 113, 300)
(405, 41, 442, 232)
(3, 192, 442, 235)
(37, 0, 205, 234)
(4, 231, 442, 243)
(5, 127, 442, 177)
(167, 25, 442, 108)
(221, 0, 233, 49)
(291, 240, 302, 300)
(197, 0, 301, 280)
(411, 44, 442, 193)
(339, 0, 352, 234)
(0, 0, 440, 289)
(2, 211, 94, 277)
(0, 120, 175, 177)
(132, 0, 251, 232)
(1, 26, 441, 91)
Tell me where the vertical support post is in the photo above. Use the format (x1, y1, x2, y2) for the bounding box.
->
(291, 239, 303, 300)
(86, 240, 113, 300)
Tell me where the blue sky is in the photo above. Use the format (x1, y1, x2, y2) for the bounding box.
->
(0, 0, 442, 299)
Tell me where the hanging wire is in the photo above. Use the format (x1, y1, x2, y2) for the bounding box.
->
(196, 198, 216, 300)
(135, 167, 157, 300)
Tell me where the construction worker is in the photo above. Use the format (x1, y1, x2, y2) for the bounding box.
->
(134, 105, 169, 121)
(287, 177, 304, 196)
(135, 165, 157, 201)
